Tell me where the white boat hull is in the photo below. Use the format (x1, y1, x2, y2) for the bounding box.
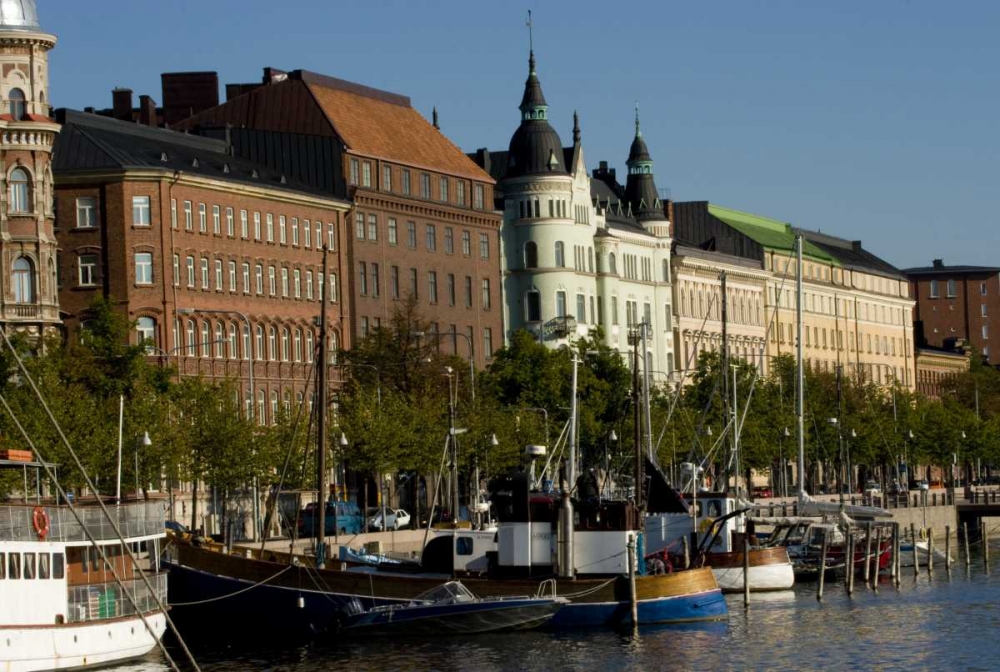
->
(712, 563, 795, 592)
(0, 612, 166, 672)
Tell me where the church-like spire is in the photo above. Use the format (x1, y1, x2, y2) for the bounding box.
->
(519, 50, 548, 121)
(624, 103, 663, 223)
(573, 110, 580, 144)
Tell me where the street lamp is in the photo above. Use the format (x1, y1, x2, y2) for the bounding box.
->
(414, 330, 475, 404)
(135, 431, 151, 500)
(778, 427, 790, 498)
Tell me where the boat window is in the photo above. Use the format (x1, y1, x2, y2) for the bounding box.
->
(456, 537, 474, 556)
(38, 553, 50, 579)
(53, 553, 64, 579)
(9, 552, 21, 579)
(707, 500, 722, 517)
(23, 553, 35, 579)
(0, 552, 5, 578)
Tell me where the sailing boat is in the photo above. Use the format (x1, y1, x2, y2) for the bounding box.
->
(164, 287, 728, 632)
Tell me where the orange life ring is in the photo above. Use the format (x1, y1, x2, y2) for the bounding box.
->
(32, 506, 50, 540)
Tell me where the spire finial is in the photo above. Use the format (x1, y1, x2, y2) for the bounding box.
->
(635, 101, 641, 137)
(432, 106, 439, 130)
(526, 11, 536, 73)
(573, 110, 580, 143)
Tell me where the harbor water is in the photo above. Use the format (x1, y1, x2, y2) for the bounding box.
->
(110, 559, 998, 671)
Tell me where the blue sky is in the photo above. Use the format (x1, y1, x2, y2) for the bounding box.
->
(43, 0, 999, 270)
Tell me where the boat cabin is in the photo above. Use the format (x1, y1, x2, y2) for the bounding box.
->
(645, 492, 746, 555)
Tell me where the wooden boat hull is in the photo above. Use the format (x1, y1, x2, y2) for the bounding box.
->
(705, 548, 795, 592)
(165, 542, 727, 632)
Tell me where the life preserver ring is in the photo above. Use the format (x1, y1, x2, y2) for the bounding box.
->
(32, 506, 50, 540)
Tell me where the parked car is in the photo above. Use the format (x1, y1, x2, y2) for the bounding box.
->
(752, 486, 772, 500)
(368, 508, 411, 531)
(298, 500, 363, 537)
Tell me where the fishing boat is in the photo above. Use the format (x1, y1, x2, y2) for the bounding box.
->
(0, 466, 169, 672)
(341, 580, 566, 635)
(757, 515, 892, 578)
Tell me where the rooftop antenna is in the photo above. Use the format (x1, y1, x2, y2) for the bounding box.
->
(527, 10, 534, 54)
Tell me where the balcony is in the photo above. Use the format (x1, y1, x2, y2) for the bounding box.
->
(0, 501, 165, 543)
(67, 573, 168, 623)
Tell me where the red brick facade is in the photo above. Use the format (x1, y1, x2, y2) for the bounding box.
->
(55, 172, 350, 423)
(908, 263, 1000, 363)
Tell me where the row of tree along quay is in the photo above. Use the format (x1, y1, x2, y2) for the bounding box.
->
(4, 296, 1000, 533)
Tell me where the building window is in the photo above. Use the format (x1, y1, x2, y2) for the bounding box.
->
(267, 327, 277, 360)
(407, 221, 417, 248)
(132, 196, 151, 226)
(362, 161, 372, 187)
(391, 266, 400, 299)
(445, 227, 454, 254)
(409, 268, 418, 299)
(203, 321, 213, 358)
(278, 215, 286, 244)
(428, 271, 438, 304)
(928, 279, 939, 298)
(136, 317, 156, 352)
(480, 233, 490, 260)
(464, 276, 472, 308)
(383, 164, 392, 191)
(317, 222, 324, 249)
(420, 173, 431, 199)
(254, 212, 261, 240)
(210, 205, 220, 234)
(183, 201, 192, 230)
(294, 269, 301, 298)
(984, 325, 989, 340)
(255, 265, 264, 295)
(371, 263, 380, 298)
(355, 213, 365, 240)
(482, 279, 491, 310)
(135, 252, 153, 285)
(304, 220, 311, 248)
(9, 168, 30, 213)
(554, 241, 565, 267)
(186, 320, 197, 357)
(457, 181, 466, 207)
(78, 254, 97, 286)
(171, 199, 177, 228)
(241, 263, 250, 294)
(368, 214, 378, 241)
(328, 223, 336, 250)
(473, 184, 484, 210)
(330, 273, 338, 302)
(947, 279, 957, 297)
(200, 258, 209, 288)
(402, 169, 411, 195)
(982, 304, 988, 317)
(198, 203, 207, 232)
(350, 158, 360, 185)
(306, 271, 314, 300)
(388, 219, 398, 245)
(294, 329, 303, 362)
(981, 282, 988, 296)
(228, 261, 237, 292)
(11, 257, 33, 303)
(240, 210, 249, 238)
(281, 267, 289, 297)
(358, 262, 367, 296)
(185, 256, 195, 287)
(215, 259, 223, 290)
(526, 291, 541, 322)
(426, 224, 437, 251)
(612, 296, 619, 325)
(462, 230, 471, 256)
(8, 87, 25, 119)
(556, 291, 567, 318)
(226, 208, 234, 237)
(291, 217, 299, 246)
(483, 327, 492, 356)
(76, 197, 97, 228)
(266, 214, 274, 242)
(173, 254, 180, 286)
(439, 177, 449, 202)
(447, 273, 455, 306)
(576, 294, 586, 323)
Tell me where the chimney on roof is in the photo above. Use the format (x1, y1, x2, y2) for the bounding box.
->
(432, 107, 439, 130)
(112, 88, 133, 121)
(161, 72, 220, 127)
(474, 148, 491, 174)
(262, 67, 288, 85)
(933, 258, 944, 269)
(138, 95, 157, 127)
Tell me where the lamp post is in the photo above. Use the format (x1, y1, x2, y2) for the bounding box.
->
(827, 417, 844, 506)
(414, 330, 475, 404)
(444, 366, 459, 525)
(135, 431, 151, 500)
(779, 427, 790, 499)
(177, 307, 258, 541)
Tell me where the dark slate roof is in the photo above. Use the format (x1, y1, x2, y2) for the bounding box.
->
(506, 120, 566, 178)
(628, 133, 651, 164)
(519, 53, 547, 112)
(53, 109, 342, 202)
(903, 263, 1000, 276)
(796, 229, 905, 279)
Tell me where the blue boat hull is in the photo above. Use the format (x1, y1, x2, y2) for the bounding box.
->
(550, 588, 727, 627)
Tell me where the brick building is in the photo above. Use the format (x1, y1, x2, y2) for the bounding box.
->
(905, 259, 1000, 364)
(52, 109, 352, 423)
(0, 1, 60, 339)
(174, 68, 503, 368)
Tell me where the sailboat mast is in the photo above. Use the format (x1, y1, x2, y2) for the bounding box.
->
(795, 234, 806, 500)
(317, 245, 330, 568)
(720, 271, 729, 491)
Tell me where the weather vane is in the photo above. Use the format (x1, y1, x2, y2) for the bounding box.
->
(527, 10, 533, 53)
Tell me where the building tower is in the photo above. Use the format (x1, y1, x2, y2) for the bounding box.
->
(501, 49, 594, 342)
(0, 0, 59, 339)
(623, 107, 670, 238)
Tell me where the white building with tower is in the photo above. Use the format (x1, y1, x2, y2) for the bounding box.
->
(471, 50, 675, 378)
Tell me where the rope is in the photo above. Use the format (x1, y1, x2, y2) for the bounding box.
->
(558, 577, 617, 599)
(170, 564, 294, 606)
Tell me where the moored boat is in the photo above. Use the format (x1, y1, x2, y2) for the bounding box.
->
(341, 580, 566, 635)
(0, 491, 169, 672)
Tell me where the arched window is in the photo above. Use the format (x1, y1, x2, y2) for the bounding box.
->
(294, 328, 303, 362)
(268, 326, 277, 361)
(242, 324, 251, 360)
(255, 325, 264, 361)
(257, 389, 266, 425)
(526, 290, 541, 322)
(329, 332, 339, 365)
(306, 331, 314, 363)
(228, 323, 238, 359)
(9, 167, 30, 213)
(524, 241, 538, 269)
(281, 328, 290, 361)
(608, 253, 617, 275)
(270, 391, 279, 424)
(8, 88, 24, 120)
(554, 241, 565, 268)
(11, 256, 33, 303)
(136, 316, 156, 353)
(214, 322, 224, 358)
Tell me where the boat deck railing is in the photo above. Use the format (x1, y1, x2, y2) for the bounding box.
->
(0, 501, 165, 542)
(66, 572, 168, 623)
